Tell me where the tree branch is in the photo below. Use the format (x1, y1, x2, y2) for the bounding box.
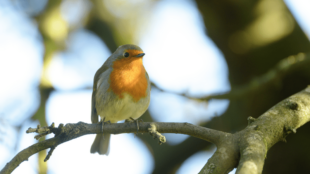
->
(200, 52, 310, 101)
(0, 122, 227, 174)
(199, 86, 310, 174)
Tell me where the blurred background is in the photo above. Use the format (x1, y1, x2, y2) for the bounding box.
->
(0, 0, 310, 173)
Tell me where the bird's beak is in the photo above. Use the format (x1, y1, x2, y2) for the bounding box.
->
(135, 53, 145, 58)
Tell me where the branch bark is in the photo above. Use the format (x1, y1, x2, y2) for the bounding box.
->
(199, 86, 310, 174)
(0, 122, 227, 174)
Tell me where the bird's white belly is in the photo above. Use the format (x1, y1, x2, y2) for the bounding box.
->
(101, 93, 147, 122)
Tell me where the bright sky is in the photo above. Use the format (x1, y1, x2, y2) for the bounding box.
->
(0, 0, 309, 174)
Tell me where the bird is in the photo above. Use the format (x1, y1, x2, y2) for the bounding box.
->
(90, 44, 151, 155)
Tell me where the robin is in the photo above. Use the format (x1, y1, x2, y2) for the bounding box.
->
(90, 44, 151, 155)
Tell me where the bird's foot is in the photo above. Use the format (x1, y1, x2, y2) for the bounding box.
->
(100, 118, 105, 133)
(100, 118, 111, 133)
(125, 117, 140, 134)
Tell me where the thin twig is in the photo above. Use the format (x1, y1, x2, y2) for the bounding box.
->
(199, 52, 310, 101)
(44, 146, 56, 162)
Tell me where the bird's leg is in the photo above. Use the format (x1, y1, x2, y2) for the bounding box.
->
(101, 117, 105, 133)
(125, 117, 140, 134)
(100, 118, 112, 133)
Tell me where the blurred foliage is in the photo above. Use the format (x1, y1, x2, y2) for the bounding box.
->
(195, 1, 310, 174)
(3, 0, 310, 173)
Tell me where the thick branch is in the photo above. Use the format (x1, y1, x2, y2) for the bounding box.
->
(237, 128, 266, 174)
(0, 122, 227, 174)
(236, 86, 310, 173)
(199, 144, 239, 174)
(199, 86, 310, 174)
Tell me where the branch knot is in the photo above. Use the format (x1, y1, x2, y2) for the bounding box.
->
(148, 123, 166, 145)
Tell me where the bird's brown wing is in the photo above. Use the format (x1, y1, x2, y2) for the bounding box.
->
(91, 63, 109, 123)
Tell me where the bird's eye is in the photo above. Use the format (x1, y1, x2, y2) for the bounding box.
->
(124, 52, 129, 57)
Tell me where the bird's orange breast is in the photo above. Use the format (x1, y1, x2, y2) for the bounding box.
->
(109, 55, 148, 102)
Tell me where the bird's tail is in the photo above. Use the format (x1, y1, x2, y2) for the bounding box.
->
(90, 133, 111, 155)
